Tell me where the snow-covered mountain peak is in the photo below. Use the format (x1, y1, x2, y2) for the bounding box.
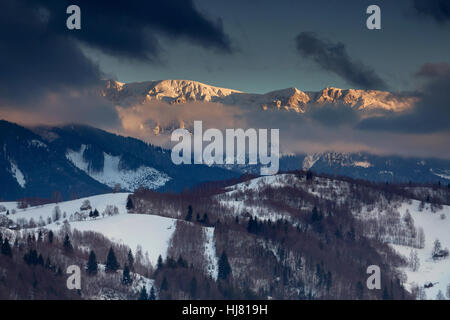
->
(102, 79, 416, 113)
(102, 79, 241, 106)
(312, 87, 416, 111)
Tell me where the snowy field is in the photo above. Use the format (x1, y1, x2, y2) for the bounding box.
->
(391, 200, 450, 299)
(0, 192, 217, 270)
(0, 193, 177, 266)
(64, 213, 176, 266)
(1, 193, 131, 222)
(203, 227, 219, 280)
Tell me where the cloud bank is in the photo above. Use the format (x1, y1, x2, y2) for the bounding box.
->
(412, 0, 450, 24)
(358, 63, 450, 134)
(0, 0, 234, 128)
(295, 32, 388, 90)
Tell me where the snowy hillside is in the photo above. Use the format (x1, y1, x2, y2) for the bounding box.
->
(66, 145, 170, 191)
(2, 171, 450, 299)
(9, 160, 26, 188)
(214, 173, 450, 299)
(0, 193, 174, 265)
(0, 192, 218, 274)
(390, 200, 450, 299)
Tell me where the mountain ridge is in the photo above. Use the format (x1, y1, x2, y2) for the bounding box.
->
(0, 120, 239, 200)
(102, 79, 417, 112)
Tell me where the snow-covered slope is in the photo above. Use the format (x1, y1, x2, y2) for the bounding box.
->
(2, 193, 130, 225)
(0, 193, 175, 265)
(216, 172, 450, 299)
(390, 201, 450, 299)
(66, 145, 170, 191)
(203, 227, 219, 280)
(0, 193, 216, 270)
(65, 213, 176, 266)
(9, 160, 26, 188)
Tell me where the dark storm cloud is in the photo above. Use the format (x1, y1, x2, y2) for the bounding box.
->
(415, 63, 450, 78)
(27, 0, 234, 61)
(1, 0, 233, 121)
(357, 63, 450, 134)
(0, 0, 102, 104)
(295, 32, 388, 90)
(307, 104, 360, 127)
(412, 0, 450, 24)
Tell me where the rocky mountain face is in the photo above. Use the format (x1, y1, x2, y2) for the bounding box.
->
(102, 79, 417, 112)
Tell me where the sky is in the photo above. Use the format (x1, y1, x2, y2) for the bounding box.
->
(0, 0, 449, 158)
(87, 0, 450, 93)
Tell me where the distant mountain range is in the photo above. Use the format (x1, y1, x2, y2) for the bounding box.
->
(102, 79, 416, 113)
(1, 118, 449, 201)
(0, 120, 238, 201)
(277, 152, 450, 184)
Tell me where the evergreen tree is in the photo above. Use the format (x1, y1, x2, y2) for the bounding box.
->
(190, 277, 197, 299)
(27, 233, 35, 246)
(149, 286, 156, 300)
(24, 249, 38, 265)
(432, 239, 443, 259)
(37, 230, 43, 242)
(122, 264, 132, 285)
(157, 255, 163, 270)
(218, 251, 231, 280)
(326, 271, 332, 292)
(202, 213, 209, 225)
(160, 276, 168, 291)
(126, 196, 134, 211)
(177, 255, 187, 268)
(37, 254, 44, 266)
(311, 206, 323, 222)
(185, 205, 193, 221)
(138, 286, 148, 300)
(48, 230, 54, 244)
(105, 247, 120, 273)
(166, 256, 176, 268)
(356, 281, 364, 299)
(1, 238, 12, 257)
(92, 209, 99, 218)
(87, 250, 98, 275)
(247, 217, 258, 234)
(63, 234, 72, 252)
(382, 287, 390, 300)
(128, 249, 134, 271)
